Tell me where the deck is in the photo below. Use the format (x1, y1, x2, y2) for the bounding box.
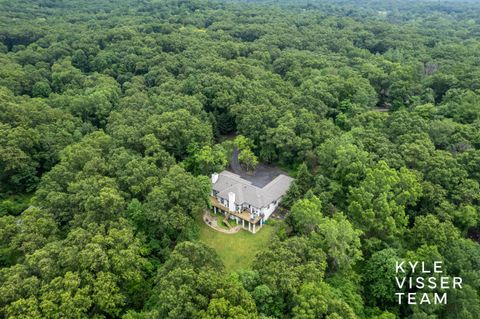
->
(210, 196, 262, 224)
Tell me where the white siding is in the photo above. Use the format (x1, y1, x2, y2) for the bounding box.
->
(261, 200, 278, 220)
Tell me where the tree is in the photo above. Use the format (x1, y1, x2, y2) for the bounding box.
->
(311, 213, 363, 272)
(443, 285, 480, 319)
(281, 163, 314, 209)
(50, 58, 85, 92)
(185, 144, 228, 176)
(292, 282, 357, 319)
(234, 135, 255, 151)
(144, 242, 257, 319)
(363, 249, 401, 309)
(202, 298, 259, 319)
(295, 163, 315, 194)
(0, 87, 81, 193)
(49, 73, 120, 127)
(139, 166, 211, 257)
(440, 89, 480, 124)
(347, 161, 422, 251)
(298, 67, 377, 115)
(32, 81, 51, 97)
(5, 207, 58, 260)
(252, 237, 327, 318)
(409, 215, 460, 251)
(0, 219, 149, 318)
(145, 109, 213, 160)
(315, 137, 373, 208)
(288, 195, 323, 235)
(238, 148, 258, 173)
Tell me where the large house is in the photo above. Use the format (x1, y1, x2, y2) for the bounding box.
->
(210, 170, 293, 233)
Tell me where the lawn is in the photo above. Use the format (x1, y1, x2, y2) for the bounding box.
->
(197, 213, 278, 272)
(210, 211, 230, 230)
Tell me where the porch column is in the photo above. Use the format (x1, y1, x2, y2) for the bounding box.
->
(253, 223, 256, 234)
(242, 220, 245, 228)
(248, 222, 251, 232)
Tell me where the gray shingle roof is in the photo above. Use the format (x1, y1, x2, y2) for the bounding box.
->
(213, 171, 293, 208)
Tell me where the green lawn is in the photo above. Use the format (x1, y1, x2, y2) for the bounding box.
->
(197, 213, 277, 272)
(210, 212, 230, 230)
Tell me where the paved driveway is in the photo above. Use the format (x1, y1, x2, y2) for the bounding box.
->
(228, 148, 288, 187)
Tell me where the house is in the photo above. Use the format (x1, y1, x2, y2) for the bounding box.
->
(210, 170, 293, 233)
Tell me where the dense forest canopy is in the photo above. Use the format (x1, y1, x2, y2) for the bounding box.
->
(1, 0, 480, 318)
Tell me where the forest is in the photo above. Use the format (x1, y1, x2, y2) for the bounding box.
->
(1, 0, 480, 318)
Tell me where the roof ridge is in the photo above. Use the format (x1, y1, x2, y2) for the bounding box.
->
(213, 170, 293, 208)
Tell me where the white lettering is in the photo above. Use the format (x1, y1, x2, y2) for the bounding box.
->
(409, 261, 418, 273)
(453, 277, 463, 289)
(396, 277, 406, 289)
(435, 293, 447, 304)
(421, 262, 431, 273)
(408, 293, 416, 304)
(416, 276, 424, 289)
(440, 277, 449, 289)
(420, 293, 431, 304)
(396, 292, 404, 304)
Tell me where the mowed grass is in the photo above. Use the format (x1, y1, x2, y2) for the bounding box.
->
(197, 213, 277, 272)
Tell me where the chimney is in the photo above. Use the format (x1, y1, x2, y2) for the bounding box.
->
(211, 172, 219, 184)
(228, 192, 236, 212)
